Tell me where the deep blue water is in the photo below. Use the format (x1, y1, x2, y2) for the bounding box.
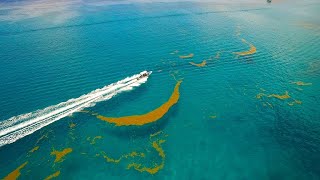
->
(0, 0, 320, 179)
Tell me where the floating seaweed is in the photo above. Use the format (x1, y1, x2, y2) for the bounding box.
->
(96, 81, 182, 126)
(44, 171, 60, 180)
(51, 148, 72, 163)
(100, 131, 167, 175)
(127, 139, 166, 174)
(102, 151, 145, 164)
(234, 39, 256, 56)
(89, 136, 103, 145)
(268, 91, 290, 100)
(179, 53, 194, 59)
(256, 87, 302, 108)
(189, 60, 207, 67)
(3, 162, 28, 180)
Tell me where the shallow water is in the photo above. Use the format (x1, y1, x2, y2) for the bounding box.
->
(0, 0, 320, 179)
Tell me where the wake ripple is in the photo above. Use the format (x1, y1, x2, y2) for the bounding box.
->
(0, 71, 151, 147)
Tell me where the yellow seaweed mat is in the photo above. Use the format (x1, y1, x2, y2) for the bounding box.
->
(101, 138, 166, 175)
(189, 60, 207, 67)
(234, 39, 257, 56)
(51, 148, 73, 163)
(96, 81, 182, 126)
(268, 91, 291, 100)
(127, 139, 166, 174)
(256, 90, 302, 107)
(179, 53, 194, 59)
(3, 162, 28, 180)
(256, 91, 290, 100)
(44, 171, 60, 180)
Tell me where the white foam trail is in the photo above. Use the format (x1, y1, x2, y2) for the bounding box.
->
(0, 71, 151, 147)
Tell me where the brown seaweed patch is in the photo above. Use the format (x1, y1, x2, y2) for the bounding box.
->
(44, 171, 60, 180)
(268, 91, 290, 100)
(234, 39, 256, 56)
(29, 146, 39, 153)
(127, 160, 164, 174)
(127, 139, 166, 174)
(96, 81, 182, 126)
(210, 115, 217, 119)
(102, 151, 145, 164)
(51, 148, 73, 163)
(291, 81, 312, 86)
(90, 136, 103, 145)
(100, 134, 167, 175)
(3, 162, 28, 180)
(189, 60, 206, 67)
(179, 53, 194, 59)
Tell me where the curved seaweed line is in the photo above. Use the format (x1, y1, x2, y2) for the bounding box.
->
(96, 80, 182, 126)
(233, 38, 256, 56)
(189, 60, 207, 67)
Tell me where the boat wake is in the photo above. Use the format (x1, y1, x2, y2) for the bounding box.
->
(0, 71, 151, 147)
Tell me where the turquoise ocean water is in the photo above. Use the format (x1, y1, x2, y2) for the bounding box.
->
(0, 0, 320, 179)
